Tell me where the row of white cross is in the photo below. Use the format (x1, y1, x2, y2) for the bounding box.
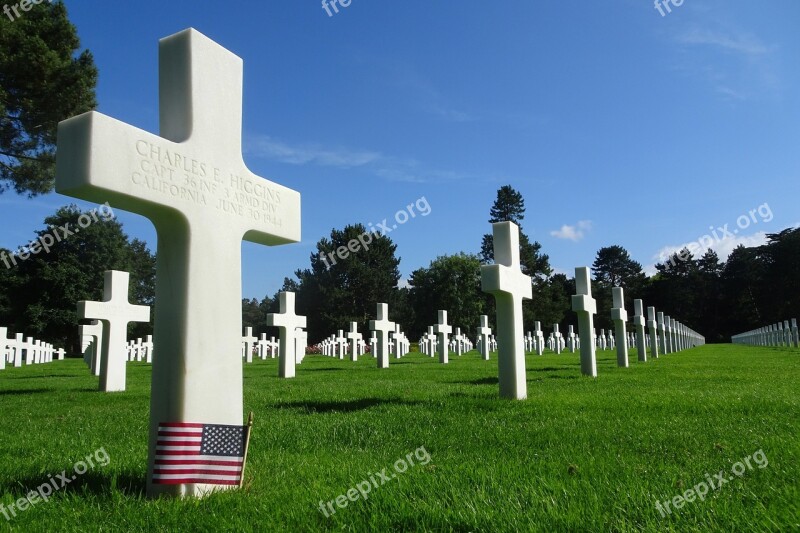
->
(318, 320, 411, 361)
(731, 319, 799, 347)
(0, 327, 65, 369)
(241, 326, 308, 366)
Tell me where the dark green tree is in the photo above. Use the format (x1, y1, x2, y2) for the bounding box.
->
(408, 253, 484, 339)
(0, 204, 155, 352)
(757, 228, 800, 321)
(591, 245, 647, 328)
(0, 1, 97, 195)
(696, 249, 723, 342)
(719, 245, 763, 337)
(286, 224, 401, 343)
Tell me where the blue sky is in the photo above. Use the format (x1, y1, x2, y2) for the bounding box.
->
(1, 1, 798, 299)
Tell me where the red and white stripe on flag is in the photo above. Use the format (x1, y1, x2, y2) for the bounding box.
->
(153, 422, 246, 486)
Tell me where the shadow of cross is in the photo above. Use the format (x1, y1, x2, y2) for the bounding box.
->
(55, 28, 301, 498)
(79, 270, 150, 392)
(481, 221, 532, 400)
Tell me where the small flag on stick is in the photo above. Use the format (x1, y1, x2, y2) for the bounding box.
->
(153, 414, 254, 486)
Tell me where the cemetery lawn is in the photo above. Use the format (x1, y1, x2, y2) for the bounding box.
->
(0, 345, 798, 532)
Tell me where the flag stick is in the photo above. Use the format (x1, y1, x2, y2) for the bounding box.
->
(239, 411, 254, 488)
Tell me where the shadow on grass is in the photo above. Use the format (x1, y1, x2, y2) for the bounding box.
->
(3, 374, 84, 379)
(531, 366, 577, 372)
(269, 398, 420, 414)
(0, 471, 146, 500)
(302, 367, 347, 372)
(0, 388, 54, 396)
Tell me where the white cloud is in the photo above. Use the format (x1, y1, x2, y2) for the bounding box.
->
(676, 28, 770, 57)
(245, 136, 381, 168)
(245, 134, 486, 184)
(672, 26, 779, 101)
(550, 220, 592, 242)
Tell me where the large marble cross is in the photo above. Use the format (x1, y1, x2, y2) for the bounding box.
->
(481, 222, 532, 399)
(56, 29, 301, 498)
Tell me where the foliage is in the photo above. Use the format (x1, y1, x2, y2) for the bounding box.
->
(407, 253, 484, 338)
(0, 204, 155, 351)
(0, 1, 97, 195)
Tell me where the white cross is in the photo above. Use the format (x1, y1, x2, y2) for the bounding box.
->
(369, 303, 395, 369)
(658, 312, 667, 354)
(267, 292, 306, 379)
(0, 327, 8, 371)
(143, 335, 154, 363)
(79, 270, 150, 392)
(80, 322, 101, 372)
(242, 327, 257, 364)
(633, 299, 647, 362)
(56, 29, 301, 498)
(571, 266, 597, 377)
(647, 306, 660, 359)
(346, 322, 362, 362)
(481, 222, 532, 399)
(433, 310, 453, 364)
(611, 287, 629, 368)
(477, 315, 492, 361)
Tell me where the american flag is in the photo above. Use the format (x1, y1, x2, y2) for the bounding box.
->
(153, 422, 248, 486)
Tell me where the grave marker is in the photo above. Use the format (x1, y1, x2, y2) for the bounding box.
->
(78, 270, 150, 392)
(633, 299, 647, 362)
(648, 307, 660, 359)
(481, 221, 532, 399)
(369, 303, 395, 369)
(571, 267, 597, 377)
(266, 292, 306, 379)
(611, 287, 628, 368)
(346, 322, 362, 362)
(56, 29, 301, 497)
(433, 310, 452, 364)
(478, 315, 492, 361)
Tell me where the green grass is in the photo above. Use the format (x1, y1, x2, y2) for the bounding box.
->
(0, 344, 798, 532)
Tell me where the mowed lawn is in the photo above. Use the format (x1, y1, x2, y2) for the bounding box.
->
(0, 344, 797, 532)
